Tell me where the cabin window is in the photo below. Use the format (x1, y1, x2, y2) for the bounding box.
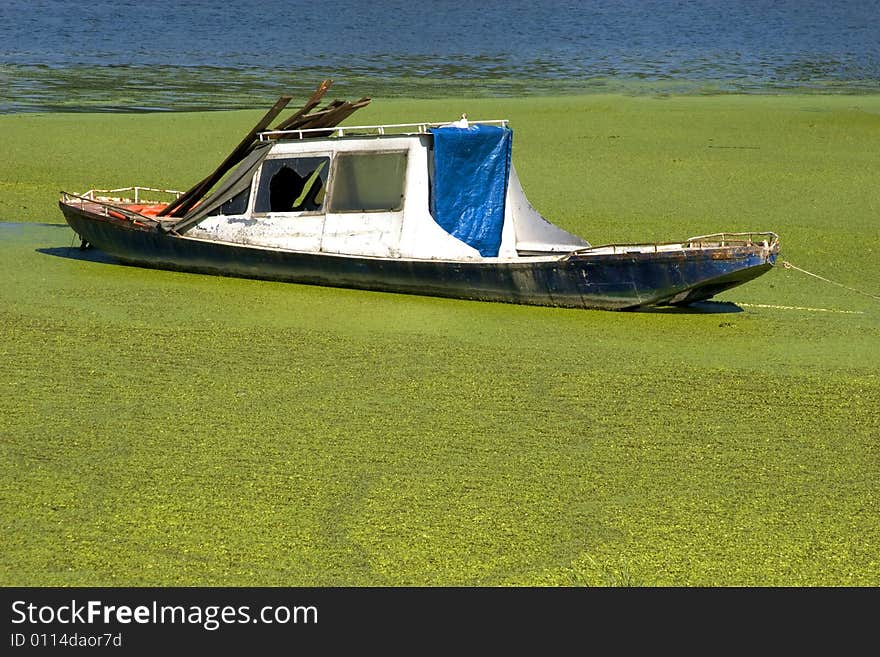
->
(208, 186, 251, 216)
(254, 156, 330, 213)
(329, 151, 407, 213)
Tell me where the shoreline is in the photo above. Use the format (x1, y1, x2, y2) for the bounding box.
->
(3, 71, 880, 114)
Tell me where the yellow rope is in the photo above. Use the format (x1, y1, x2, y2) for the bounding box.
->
(780, 260, 880, 302)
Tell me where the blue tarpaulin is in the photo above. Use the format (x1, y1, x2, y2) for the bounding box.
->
(429, 124, 513, 257)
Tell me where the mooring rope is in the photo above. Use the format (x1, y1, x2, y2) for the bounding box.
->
(738, 303, 864, 314)
(780, 260, 880, 302)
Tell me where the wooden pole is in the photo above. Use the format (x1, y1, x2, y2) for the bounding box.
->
(272, 79, 333, 131)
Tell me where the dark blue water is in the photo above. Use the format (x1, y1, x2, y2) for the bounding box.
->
(1, 0, 878, 112)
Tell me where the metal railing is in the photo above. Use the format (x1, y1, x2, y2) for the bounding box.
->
(562, 232, 780, 259)
(75, 186, 184, 203)
(259, 120, 510, 141)
(59, 190, 181, 226)
(684, 232, 779, 248)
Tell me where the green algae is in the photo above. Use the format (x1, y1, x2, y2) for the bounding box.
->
(1, 94, 878, 586)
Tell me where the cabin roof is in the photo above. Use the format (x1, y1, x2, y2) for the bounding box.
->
(258, 120, 510, 142)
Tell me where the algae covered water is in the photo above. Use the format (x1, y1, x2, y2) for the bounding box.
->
(2, 0, 879, 112)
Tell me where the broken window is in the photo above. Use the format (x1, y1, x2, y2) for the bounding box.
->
(254, 156, 330, 214)
(329, 151, 407, 213)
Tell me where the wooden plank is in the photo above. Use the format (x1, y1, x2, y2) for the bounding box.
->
(295, 97, 372, 134)
(316, 97, 371, 128)
(263, 100, 347, 137)
(158, 94, 293, 217)
(272, 79, 333, 131)
(295, 98, 369, 130)
(288, 99, 346, 125)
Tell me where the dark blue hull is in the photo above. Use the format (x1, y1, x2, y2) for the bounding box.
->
(60, 202, 777, 310)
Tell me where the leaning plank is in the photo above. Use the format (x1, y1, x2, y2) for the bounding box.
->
(158, 95, 293, 217)
(286, 100, 346, 127)
(317, 97, 372, 128)
(262, 101, 347, 138)
(296, 97, 372, 133)
(271, 79, 333, 131)
(293, 98, 369, 130)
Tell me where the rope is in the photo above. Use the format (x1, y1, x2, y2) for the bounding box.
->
(738, 303, 863, 315)
(780, 260, 880, 302)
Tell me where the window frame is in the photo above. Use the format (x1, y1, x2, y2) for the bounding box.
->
(251, 153, 332, 216)
(326, 149, 409, 214)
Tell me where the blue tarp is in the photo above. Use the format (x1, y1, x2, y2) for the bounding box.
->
(429, 124, 513, 257)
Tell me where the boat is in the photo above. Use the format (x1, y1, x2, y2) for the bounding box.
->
(58, 81, 779, 311)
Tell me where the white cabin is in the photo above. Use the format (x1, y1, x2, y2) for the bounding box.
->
(184, 121, 589, 261)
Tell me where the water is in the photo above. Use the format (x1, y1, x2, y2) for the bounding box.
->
(1, 0, 878, 112)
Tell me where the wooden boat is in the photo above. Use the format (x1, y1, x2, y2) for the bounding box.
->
(59, 82, 779, 311)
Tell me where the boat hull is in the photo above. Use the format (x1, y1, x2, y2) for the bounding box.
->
(59, 202, 776, 310)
